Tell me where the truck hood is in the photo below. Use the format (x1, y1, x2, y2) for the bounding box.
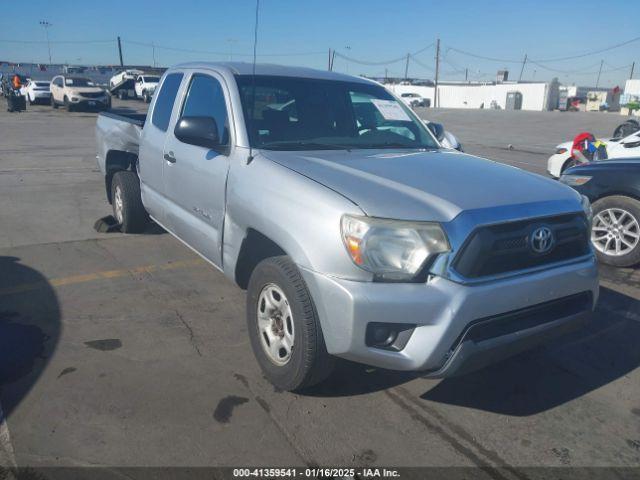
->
(261, 149, 579, 222)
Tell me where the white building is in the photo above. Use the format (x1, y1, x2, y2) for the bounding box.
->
(385, 81, 559, 111)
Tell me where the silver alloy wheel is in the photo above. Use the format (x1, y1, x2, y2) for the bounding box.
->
(592, 207, 640, 256)
(257, 283, 295, 366)
(114, 185, 124, 224)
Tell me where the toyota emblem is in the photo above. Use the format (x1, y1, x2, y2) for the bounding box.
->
(530, 226, 555, 254)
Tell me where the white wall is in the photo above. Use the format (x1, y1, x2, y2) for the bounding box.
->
(625, 79, 640, 96)
(386, 82, 550, 111)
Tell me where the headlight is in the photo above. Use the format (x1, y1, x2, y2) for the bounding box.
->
(559, 174, 592, 186)
(341, 214, 450, 281)
(581, 195, 592, 225)
(555, 147, 568, 154)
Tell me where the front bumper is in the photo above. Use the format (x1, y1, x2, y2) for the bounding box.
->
(70, 97, 109, 108)
(31, 91, 51, 99)
(300, 255, 598, 376)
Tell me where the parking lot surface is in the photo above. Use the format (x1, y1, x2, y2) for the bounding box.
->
(1, 100, 639, 470)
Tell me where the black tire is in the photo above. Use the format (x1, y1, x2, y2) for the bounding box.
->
(613, 119, 640, 139)
(143, 91, 150, 103)
(560, 158, 576, 175)
(51, 96, 58, 109)
(591, 195, 640, 267)
(247, 256, 334, 391)
(28, 95, 33, 105)
(64, 96, 73, 112)
(110, 171, 148, 233)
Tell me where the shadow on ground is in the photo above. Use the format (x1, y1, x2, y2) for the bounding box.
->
(420, 287, 640, 416)
(302, 360, 418, 397)
(0, 257, 60, 418)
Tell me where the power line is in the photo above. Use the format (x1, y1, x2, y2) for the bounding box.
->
(0, 38, 114, 44)
(534, 35, 640, 62)
(334, 43, 434, 67)
(122, 39, 324, 57)
(446, 35, 640, 64)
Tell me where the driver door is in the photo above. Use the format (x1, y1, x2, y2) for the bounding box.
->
(162, 72, 232, 267)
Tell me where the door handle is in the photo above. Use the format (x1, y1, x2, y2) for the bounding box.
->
(164, 151, 176, 163)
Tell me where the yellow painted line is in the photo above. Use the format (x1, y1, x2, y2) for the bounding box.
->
(0, 258, 206, 296)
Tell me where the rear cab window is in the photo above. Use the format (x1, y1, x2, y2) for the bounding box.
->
(151, 73, 184, 131)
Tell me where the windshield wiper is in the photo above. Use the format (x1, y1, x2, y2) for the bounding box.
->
(259, 141, 350, 151)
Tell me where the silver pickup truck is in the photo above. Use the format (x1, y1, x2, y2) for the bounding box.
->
(96, 62, 599, 391)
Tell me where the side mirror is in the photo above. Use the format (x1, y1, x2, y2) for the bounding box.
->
(426, 122, 445, 141)
(174, 116, 221, 150)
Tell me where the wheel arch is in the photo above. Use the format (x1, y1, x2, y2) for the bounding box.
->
(234, 228, 288, 290)
(591, 191, 640, 205)
(105, 150, 138, 204)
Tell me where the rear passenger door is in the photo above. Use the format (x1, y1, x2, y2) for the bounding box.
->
(162, 71, 233, 267)
(138, 72, 185, 225)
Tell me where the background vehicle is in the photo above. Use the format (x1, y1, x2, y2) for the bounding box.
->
(561, 159, 640, 267)
(134, 74, 160, 103)
(96, 62, 597, 391)
(50, 75, 111, 111)
(548, 128, 640, 178)
(22, 80, 51, 104)
(109, 69, 144, 89)
(400, 92, 428, 107)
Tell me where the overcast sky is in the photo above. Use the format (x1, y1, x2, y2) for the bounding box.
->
(1, 0, 638, 87)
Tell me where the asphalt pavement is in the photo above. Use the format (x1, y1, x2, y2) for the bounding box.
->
(0, 99, 639, 473)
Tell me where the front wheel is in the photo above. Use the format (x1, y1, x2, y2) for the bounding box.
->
(591, 196, 640, 267)
(51, 96, 58, 109)
(247, 256, 334, 391)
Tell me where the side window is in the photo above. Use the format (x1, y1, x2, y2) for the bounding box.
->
(180, 74, 230, 146)
(151, 73, 184, 132)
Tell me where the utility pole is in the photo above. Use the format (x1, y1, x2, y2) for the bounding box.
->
(330, 49, 336, 71)
(631, 61, 635, 79)
(596, 59, 603, 88)
(328, 48, 332, 70)
(39, 21, 52, 64)
(385, 68, 388, 81)
(518, 53, 527, 82)
(152, 42, 157, 67)
(465, 68, 468, 82)
(404, 53, 410, 80)
(117, 36, 124, 67)
(434, 38, 440, 108)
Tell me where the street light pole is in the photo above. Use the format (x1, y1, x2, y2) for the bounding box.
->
(39, 20, 52, 64)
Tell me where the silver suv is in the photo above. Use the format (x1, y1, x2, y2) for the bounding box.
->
(96, 63, 599, 391)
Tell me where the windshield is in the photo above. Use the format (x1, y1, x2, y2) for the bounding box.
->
(65, 78, 94, 87)
(235, 75, 438, 151)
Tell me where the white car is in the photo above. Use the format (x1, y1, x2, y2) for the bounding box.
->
(109, 69, 144, 89)
(547, 130, 640, 178)
(134, 74, 160, 103)
(400, 92, 428, 107)
(21, 80, 51, 105)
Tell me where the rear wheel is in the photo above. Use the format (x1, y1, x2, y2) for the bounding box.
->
(591, 196, 640, 267)
(51, 96, 58, 109)
(110, 171, 148, 233)
(246, 256, 334, 391)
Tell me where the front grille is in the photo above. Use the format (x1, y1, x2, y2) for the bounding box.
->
(451, 291, 592, 350)
(453, 213, 590, 279)
(80, 91, 104, 98)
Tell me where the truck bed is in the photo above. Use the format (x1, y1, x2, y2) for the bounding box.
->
(96, 111, 146, 174)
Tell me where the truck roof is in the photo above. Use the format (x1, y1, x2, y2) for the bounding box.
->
(170, 61, 374, 84)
